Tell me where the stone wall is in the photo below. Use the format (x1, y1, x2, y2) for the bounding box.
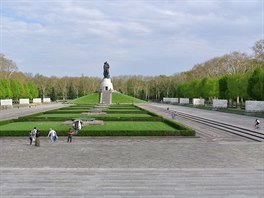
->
(43, 98, 51, 103)
(163, 98, 178, 103)
(163, 98, 171, 103)
(179, 98, 189, 104)
(193, 98, 205, 106)
(19, 99, 30, 105)
(33, 98, 42, 104)
(0, 99, 13, 109)
(245, 101, 264, 112)
(170, 98, 178, 103)
(212, 99, 227, 108)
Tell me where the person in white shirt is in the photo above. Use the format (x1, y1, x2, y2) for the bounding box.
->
(255, 119, 260, 129)
(73, 120, 82, 134)
(48, 128, 57, 143)
(31, 127, 37, 144)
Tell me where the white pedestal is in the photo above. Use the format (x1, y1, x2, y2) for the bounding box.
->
(100, 78, 113, 91)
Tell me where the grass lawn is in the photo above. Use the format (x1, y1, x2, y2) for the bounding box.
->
(86, 121, 176, 131)
(59, 106, 95, 110)
(45, 109, 90, 114)
(0, 121, 176, 133)
(109, 104, 138, 109)
(1, 103, 194, 137)
(35, 113, 153, 118)
(73, 93, 100, 104)
(0, 121, 70, 132)
(72, 92, 145, 104)
(104, 109, 145, 112)
(112, 93, 145, 103)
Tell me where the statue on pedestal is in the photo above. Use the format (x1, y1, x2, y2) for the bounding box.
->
(103, 61, 110, 78)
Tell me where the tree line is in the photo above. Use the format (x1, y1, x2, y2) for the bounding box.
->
(0, 40, 263, 102)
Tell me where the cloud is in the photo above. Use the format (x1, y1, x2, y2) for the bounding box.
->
(1, 0, 262, 77)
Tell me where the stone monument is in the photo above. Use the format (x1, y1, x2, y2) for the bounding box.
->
(100, 62, 113, 104)
(100, 61, 113, 91)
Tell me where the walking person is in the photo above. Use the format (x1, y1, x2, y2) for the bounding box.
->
(28, 130, 33, 145)
(30, 127, 37, 145)
(172, 111, 176, 120)
(255, 119, 260, 129)
(35, 129, 40, 146)
(48, 128, 57, 143)
(67, 128, 74, 143)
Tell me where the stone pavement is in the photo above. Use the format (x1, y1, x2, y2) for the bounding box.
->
(0, 137, 263, 197)
(0, 103, 264, 197)
(1, 168, 263, 198)
(144, 103, 264, 133)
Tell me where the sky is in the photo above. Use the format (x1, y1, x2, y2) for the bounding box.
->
(1, 0, 263, 78)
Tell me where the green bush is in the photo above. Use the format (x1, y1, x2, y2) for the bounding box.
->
(0, 129, 194, 137)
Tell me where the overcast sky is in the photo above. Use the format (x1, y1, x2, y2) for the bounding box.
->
(1, 0, 263, 78)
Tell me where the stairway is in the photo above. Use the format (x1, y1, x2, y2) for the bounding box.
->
(100, 91, 112, 104)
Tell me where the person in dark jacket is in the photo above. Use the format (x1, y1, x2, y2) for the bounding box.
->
(29, 130, 33, 145)
(35, 129, 40, 146)
(67, 128, 74, 143)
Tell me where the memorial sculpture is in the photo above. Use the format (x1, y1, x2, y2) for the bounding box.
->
(103, 61, 110, 78)
(100, 61, 113, 104)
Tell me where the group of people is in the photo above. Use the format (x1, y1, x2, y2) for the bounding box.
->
(28, 127, 40, 146)
(28, 120, 83, 146)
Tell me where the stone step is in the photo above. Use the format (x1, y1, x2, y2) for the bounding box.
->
(1, 168, 263, 197)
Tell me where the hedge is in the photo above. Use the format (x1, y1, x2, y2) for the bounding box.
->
(0, 129, 195, 137)
(17, 115, 163, 122)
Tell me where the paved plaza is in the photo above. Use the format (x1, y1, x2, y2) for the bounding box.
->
(0, 103, 264, 197)
(1, 136, 264, 197)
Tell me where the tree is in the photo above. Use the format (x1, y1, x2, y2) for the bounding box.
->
(0, 54, 18, 79)
(0, 79, 12, 98)
(58, 77, 69, 100)
(68, 83, 76, 99)
(50, 87, 57, 101)
(219, 76, 228, 99)
(9, 79, 21, 99)
(247, 67, 264, 100)
(198, 77, 218, 99)
(252, 39, 264, 61)
(34, 74, 49, 98)
(27, 81, 38, 99)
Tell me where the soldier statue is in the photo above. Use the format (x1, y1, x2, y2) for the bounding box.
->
(103, 61, 110, 78)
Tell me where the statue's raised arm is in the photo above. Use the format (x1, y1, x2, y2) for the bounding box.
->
(103, 61, 110, 78)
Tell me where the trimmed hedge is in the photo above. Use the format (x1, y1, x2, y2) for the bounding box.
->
(0, 129, 194, 136)
(102, 110, 147, 114)
(0, 120, 15, 127)
(43, 110, 88, 114)
(17, 116, 163, 122)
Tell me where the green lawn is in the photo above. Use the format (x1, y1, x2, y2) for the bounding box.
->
(60, 106, 95, 110)
(0, 103, 195, 137)
(73, 93, 100, 104)
(45, 109, 90, 114)
(86, 121, 176, 131)
(0, 121, 176, 132)
(72, 92, 145, 104)
(104, 109, 145, 112)
(35, 113, 153, 118)
(112, 93, 145, 103)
